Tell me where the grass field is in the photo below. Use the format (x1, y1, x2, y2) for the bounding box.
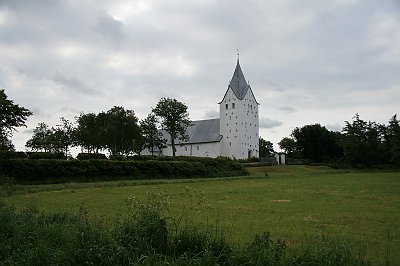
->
(2, 165, 400, 265)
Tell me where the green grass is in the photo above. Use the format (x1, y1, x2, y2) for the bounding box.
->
(2, 165, 400, 265)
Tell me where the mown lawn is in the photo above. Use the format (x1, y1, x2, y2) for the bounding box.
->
(3, 165, 400, 265)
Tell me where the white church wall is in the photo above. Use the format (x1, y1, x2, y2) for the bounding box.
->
(220, 89, 241, 158)
(155, 142, 221, 158)
(240, 89, 259, 159)
(219, 88, 259, 159)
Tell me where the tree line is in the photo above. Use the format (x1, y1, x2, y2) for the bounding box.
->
(25, 99, 191, 157)
(1, 89, 191, 157)
(278, 114, 400, 166)
(2, 89, 399, 166)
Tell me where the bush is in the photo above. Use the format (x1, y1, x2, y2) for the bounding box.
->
(0, 157, 248, 183)
(109, 154, 126, 161)
(76, 153, 107, 160)
(0, 150, 27, 160)
(26, 152, 65, 160)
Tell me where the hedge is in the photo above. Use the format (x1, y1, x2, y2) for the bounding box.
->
(0, 157, 248, 183)
(77, 153, 108, 160)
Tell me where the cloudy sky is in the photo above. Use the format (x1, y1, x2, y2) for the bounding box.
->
(1, 0, 399, 153)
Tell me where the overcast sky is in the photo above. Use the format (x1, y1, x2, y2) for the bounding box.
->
(1, 0, 399, 153)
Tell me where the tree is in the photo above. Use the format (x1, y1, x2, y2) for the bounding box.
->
(388, 115, 400, 165)
(259, 137, 275, 157)
(104, 106, 142, 156)
(74, 113, 103, 153)
(380, 115, 400, 165)
(342, 114, 383, 166)
(0, 89, 32, 150)
(25, 122, 53, 152)
(52, 117, 75, 158)
(140, 113, 167, 155)
(291, 124, 342, 163)
(278, 137, 297, 157)
(152, 98, 191, 156)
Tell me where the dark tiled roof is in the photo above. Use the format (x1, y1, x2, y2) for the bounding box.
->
(162, 118, 222, 145)
(229, 60, 249, 100)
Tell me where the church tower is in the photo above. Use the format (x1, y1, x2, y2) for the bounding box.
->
(219, 60, 259, 159)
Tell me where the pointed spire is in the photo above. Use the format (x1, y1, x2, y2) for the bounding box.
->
(229, 59, 249, 100)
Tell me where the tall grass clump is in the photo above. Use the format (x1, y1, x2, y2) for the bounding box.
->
(288, 233, 370, 266)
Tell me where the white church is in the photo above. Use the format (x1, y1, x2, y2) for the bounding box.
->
(149, 59, 260, 159)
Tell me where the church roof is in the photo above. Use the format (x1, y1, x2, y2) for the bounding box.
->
(229, 60, 250, 100)
(219, 60, 259, 104)
(162, 118, 222, 145)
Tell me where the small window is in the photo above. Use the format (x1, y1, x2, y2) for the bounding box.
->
(225, 104, 228, 110)
(232, 103, 235, 109)
(196, 146, 199, 151)
(229, 142, 232, 146)
(185, 146, 187, 151)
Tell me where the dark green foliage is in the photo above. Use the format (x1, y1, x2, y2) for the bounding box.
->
(291, 124, 343, 163)
(278, 137, 297, 158)
(25, 122, 53, 152)
(26, 118, 75, 158)
(103, 106, 143, 156)
(76, 153, 107, 160)
(279, 114, 400, 167)
(342, 114, 383, 166)
(153, 98, 191, 156)
(26, 152, 65, 159)
(0, 150, 27, 160)
(0, 157, 248, 183)
(0, 89, 32, 151)
(74, 112, 104, 153)
(259, 137, 275, 157)
(140, 113, 167, 155)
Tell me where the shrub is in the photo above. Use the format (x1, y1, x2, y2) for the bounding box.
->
(0, 157, 248, 183)
(76, 153, 108, 160)
(26, 152, 64, 160)
(0, 150, 27, 160)
(109, 154, 126, 161)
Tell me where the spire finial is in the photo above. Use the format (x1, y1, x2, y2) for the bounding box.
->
(236, 46, 239, 62)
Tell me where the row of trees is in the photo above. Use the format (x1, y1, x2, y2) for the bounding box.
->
(25, 98, 192, 157)
(278, 114, 400, 166)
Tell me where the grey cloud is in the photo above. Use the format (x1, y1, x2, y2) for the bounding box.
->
(279, 106, 296, 113)
(21, 128, 34, 135)
(94, 12, 125, 46)
(259, 117, 282, 129)
(52, 71, 96, 95)
(204, 110, 219, 119)
(29, 107, 51, 118)
(326, 123, 344, 132)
